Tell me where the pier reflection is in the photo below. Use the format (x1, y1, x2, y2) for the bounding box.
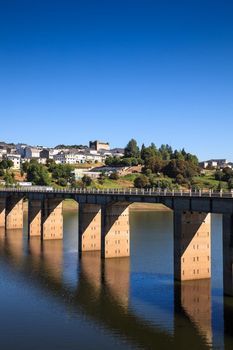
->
(28, 238, 63, 282)
(178, 279, 212, 346)
(103, 257, 130, 308)
(80, 252, 102, 293)
(2, 229, 24, 267)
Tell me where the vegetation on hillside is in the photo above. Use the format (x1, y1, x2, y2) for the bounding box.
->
(0, 138, 232, 191)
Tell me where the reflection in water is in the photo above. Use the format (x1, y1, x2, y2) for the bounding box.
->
(80, 252, 102, 293)
(28, 238, 64, 282)
(103, 257, 130, 308)
(177, 279, 212, 346)
(3, 229, 24, 266)
(0, 211, 231, 349)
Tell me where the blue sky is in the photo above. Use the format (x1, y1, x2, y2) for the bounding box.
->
(0, 0, 232, 160)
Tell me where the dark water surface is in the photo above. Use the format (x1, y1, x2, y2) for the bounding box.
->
(0, 210, 232, 350)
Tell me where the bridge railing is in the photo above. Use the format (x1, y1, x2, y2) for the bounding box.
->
(0, 187, 233, 198)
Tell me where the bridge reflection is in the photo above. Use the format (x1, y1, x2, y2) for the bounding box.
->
(0, 229, 215, 350)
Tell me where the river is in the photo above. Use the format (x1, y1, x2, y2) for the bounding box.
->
(0, 209, 232, 349)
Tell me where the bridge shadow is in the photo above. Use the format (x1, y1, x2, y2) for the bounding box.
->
(0, 230, 214, 350)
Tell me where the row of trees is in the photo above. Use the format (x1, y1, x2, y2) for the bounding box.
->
(107, 139, 200, 185)
(0, 160, 15, 185)
(21, 160, 75, 186)
(21, 160, 98, 187)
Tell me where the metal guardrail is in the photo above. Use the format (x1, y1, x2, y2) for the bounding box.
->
(0, 187, 233, 198)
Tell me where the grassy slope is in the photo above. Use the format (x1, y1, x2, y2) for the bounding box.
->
(192, 172, 228, 190)
(1, 169, 229, 191)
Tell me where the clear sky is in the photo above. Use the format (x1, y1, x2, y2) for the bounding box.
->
(0, 0, 232, 160)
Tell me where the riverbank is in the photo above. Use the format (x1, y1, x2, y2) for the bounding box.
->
(129, 203, 171, 211)
(23, 200, 171, 212)
(62, 200, 171, 212)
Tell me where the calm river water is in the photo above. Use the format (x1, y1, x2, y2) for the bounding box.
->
(0, 209, 232, 350)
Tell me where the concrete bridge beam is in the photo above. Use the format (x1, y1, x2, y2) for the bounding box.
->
(5, 197, 24, 230)
(101, 203, 130, 258)
(79, 203, 101, 252)
(42, 199, 63, 240)
(174, 211, 211, 281)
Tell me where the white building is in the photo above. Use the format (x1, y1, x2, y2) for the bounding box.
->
(53, 150, 104, 165)
(0, 149, 7, 158)
(199, 159, 229, 169)
(72, 168, 101, 180)
(86, 153, 103, 163)
(6, 154, 21, 169)
(16, 144, 28, 157)
(25, 147, 42, 159)
(54, 152, 87, 164)
(106, 148, 124, 158)
(49, 149, 63, 158)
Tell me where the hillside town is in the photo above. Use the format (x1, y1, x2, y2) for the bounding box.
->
(0, 140, 232, 170)
(0, 140, 124, 169)
(1, 139, 233, 191)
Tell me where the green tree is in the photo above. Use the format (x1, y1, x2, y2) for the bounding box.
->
(124, 139, 140, 158)
(143, 156, 163, 173)
(51, 164, 75, 184)
(159, 144, 173, 160)
(57, 178, 68, 187)
(0, 159, 14, 169)
(120, 158, 133, 166)
(27, 162, 51, 185)
(4, 171, 16, 186)
(46, 159, 57, 171)
(228, 179, 233, 190)
(141, 144, 159, 161)
(21, 161, 30, 174)
(171, 150, 185, 161)
(215, 170, 224, 181)
(163, 159, 199, 179)
(134, 175, 150, 188)
(82, 175, 92, 187)
(109, 172, 119, 180)
(185, 153, 199, 165)
(222, 167, 233, 182)
(176, 174, 185, 185)
(158, 179, 173, 190)
(140, 143, 146, 158)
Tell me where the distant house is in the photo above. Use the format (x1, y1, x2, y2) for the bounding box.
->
(16, 143, 28, 157)
(89, 140, 110, 151)
(0, 149, 7, 158)
(99, 148, 124, 158)
(25, 147, 42, 159)
(0, 142, 14, 154)
(6, 154, 21, 169)
(72, 169, 101, 180)
(40, 149, 50, 160)
(54, 151, 87, 164)
(199, 159, 229, 169)
(109, 148, 125, 157)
